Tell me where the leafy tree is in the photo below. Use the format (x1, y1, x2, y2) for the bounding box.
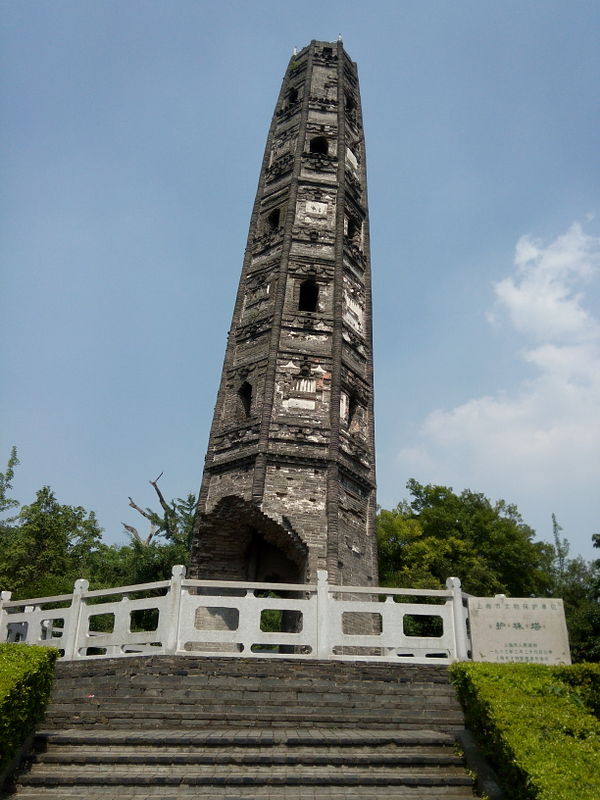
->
(549, 522, 600, 662)
(557, 555, 599, 662)
(0, 486, 103, 598)
(165, 493, 197, 550)
(85, 540, 182, 588)
(0, 447, 19, 520)
(377, 479, 554, 597)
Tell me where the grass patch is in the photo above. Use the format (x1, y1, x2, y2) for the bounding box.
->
(449, 662, 600, 800)
(0, 644, 58, 775)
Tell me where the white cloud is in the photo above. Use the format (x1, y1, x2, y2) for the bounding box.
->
(494, 223, 600, 342)
(397, 222, 600, 547)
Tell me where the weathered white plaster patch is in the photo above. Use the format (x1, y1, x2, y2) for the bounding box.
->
(340, 391, 349, 421)
(283, 397, 316, 410)
(306, 201, 328, 217)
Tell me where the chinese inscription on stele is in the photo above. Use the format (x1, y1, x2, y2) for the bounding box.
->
(468, 596, 571, 665)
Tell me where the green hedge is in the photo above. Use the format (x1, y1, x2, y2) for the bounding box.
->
(449, 662, 600, 800)
(552, 663, 600, 720)
(0, 644, 58, 775)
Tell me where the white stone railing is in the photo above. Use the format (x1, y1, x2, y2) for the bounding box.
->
(0, 567, 471, 664)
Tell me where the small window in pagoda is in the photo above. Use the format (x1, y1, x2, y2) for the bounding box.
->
(348, 393, 359, 428)
(298, 279, 319, 313)
(288, 87, 299, 105)
(346, 216, 359, 241)
(266, 208, 281, 231)
(238, 381, 252, 418)
(309, 136, 328, 155)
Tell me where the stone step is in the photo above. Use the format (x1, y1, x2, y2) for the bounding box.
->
(46, 695, 460, 715)
(45, 699, 461, 715)
(49, 683, 460, 696)
(19, 764, 473, 787)
(53, 657, 452, 677)
(50, 675, 459, 691)
(53, 661, 453, 676)
(35, 741, 457, 755)
(41, 709, 465, 731)
(49, 689, 459, 705)
(50, 682, 459, 699)
(13, 787, 477, 799)
(34, 749, 463, 767)
(49, 685, 459, 703)
(51, 661, 456, 691)
(35, 727, 455, 747)
(52, 666, 456, 681)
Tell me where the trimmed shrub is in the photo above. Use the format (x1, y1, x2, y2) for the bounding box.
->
(0, 644, 58, 775)
(449, 662, 600, 800)
(553, 663, 600, 720)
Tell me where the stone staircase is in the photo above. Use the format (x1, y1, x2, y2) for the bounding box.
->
(8, 656, 479, 799)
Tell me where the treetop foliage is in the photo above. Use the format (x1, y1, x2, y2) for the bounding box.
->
(378, 478, 554, 597)
(0, 484, 104, 599)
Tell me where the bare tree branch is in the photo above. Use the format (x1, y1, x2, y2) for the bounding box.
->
(125, 474, 179, 545)
(128, 496, 153, 522)
(125, 495, 159, 545)
(122, 520, 156, 546)
(149, 473, 176, 539)
(122, 522, 141, 541)
(149, 475, 170, 514)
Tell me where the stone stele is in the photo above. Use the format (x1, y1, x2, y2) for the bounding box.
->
(468, 595, 571, 665)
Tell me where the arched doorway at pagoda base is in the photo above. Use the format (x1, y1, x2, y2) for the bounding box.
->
(188, 496, 308, 653)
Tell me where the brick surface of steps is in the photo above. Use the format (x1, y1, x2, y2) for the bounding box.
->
(6, 656, 479, 799)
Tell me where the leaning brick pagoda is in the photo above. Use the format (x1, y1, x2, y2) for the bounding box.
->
(190, 40, 377, 587)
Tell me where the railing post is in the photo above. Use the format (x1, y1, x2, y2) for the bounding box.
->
(63, 579, 89, 660)
(165, 564, 186, 655)
(0, 591, 12, 642)
(316, 570, 330, 659)
(446, 576, 469, 661)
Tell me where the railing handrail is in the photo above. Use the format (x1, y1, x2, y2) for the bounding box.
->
(181, 578, 317, 592)
(0, 577, 470, 609)
(0, 592, 75, 608)
(81, 580, 173, 598)
(326, 584, 454, 597)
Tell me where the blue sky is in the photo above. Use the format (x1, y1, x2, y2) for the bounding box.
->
(2, 1, 599, 561)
